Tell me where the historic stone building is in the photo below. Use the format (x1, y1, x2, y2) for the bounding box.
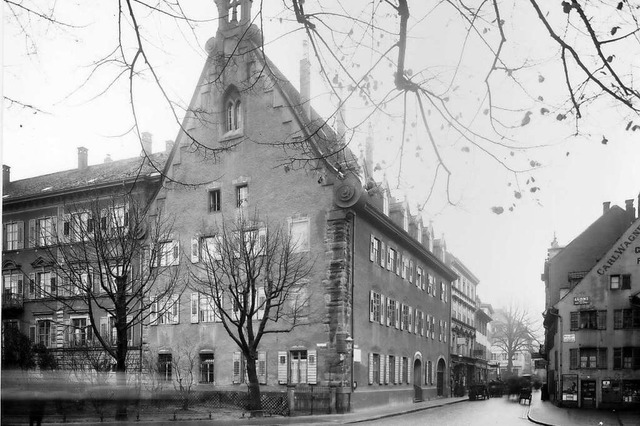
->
(542, 197, 640, 409)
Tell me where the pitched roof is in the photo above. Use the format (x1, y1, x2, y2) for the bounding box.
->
(3, 152, 167, 203)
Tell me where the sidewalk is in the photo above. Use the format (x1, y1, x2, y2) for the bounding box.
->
(33, 396, 468, 425)
(527, 391, 640, 426)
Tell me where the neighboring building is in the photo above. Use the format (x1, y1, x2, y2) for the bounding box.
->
(542, 197, 640, 409)
(2, 143, 167, 371)
(475, 300, 493, 382)
(488, 308, 533, 378)
(140, 0, 456, 411)
(439, 251, 486, 394)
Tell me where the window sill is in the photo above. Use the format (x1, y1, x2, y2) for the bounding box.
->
(221, 130, 244, 142)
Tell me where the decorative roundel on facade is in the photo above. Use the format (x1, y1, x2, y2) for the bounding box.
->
(333, 174, 362, 208)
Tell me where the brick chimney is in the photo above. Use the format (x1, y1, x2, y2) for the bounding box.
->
(625, 199, 635, 221)
(141, 132, 153, 156)
(602, 201, 611, 215)
(3, 165, 10, 186)
(300, 39, 311, 119)
(78, 147, 88, 170)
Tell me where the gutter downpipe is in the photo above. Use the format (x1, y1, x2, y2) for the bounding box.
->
(348, 209, 356, 412)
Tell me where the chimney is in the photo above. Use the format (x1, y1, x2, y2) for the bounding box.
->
(78, 147, 88, 170)
(625, 199, 635, 221)
(141, 132, 153, 156)
(300, 39, 311, 119)
(165, 140, 174, 153)
(3, 165, 10, 186)
(603, 201, 611, 215)
(104, 154, 112, 164)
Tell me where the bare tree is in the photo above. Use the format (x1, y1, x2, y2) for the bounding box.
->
(171, 337, 198, 411)
(5, 1, 639, 204)
(39, 193, 181, 420)
(190, 213, 315, 415)
(491, 304, 539, 375)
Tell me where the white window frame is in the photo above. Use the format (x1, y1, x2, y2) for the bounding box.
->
(4, 221, 24, 250)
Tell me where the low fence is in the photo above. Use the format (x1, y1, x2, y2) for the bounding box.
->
(1, 388, 290, 423)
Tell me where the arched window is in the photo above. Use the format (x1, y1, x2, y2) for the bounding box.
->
(223, 86, 242, 134)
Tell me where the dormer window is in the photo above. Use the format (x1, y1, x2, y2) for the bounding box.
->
(382, 191, 389, 216)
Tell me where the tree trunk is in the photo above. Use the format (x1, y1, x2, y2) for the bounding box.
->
(245, 353, 262, 416)
(114, 292, 129, 421)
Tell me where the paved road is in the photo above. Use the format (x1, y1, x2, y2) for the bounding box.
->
(357, 396, 531, 425)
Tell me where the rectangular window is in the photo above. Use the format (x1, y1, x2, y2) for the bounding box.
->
(4, 221, 24, 250)
(34, 271, 56, 299)
(208, 189, 221, 212)
(236, 184, 248, 208)
(200, 353, 215, 383)
(36, 319, 55, 347)
(610, 275, 621, 290)
(200, 294, 216, 322)
(36, 217, 56, 247)
(387, 298, 396, 327)
(370, 236, 380, 263)
(389, 248, 396, 272)
(157, 294, 180, 325)
(370, 291, 381, 323)
(69, 317, 93, 346)
(290, 350, 308, 384)
(158, 354, 172, 381)
(3, 271, 23, 300)
(576, 348, 607, 369)
(573, 310, 606, 330)
(289, 217, 310, 252)
(389, 355, 396, 384)
(372, 353, 380, 384)
(416, 267, 423, 290)
(158, 241, 180, 267)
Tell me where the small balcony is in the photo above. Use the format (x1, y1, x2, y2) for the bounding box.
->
(2, 292, 24, 314)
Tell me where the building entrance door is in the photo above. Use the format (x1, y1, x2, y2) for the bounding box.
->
(436, 359, 446, 396)
(581, 380, 596, 408)
(413, 359, 423, 402)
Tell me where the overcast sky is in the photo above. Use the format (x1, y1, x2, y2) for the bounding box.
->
(3, 2, 640, 323)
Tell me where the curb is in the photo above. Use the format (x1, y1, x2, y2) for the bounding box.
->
(527, 401, 553, 426)
(345, 398, 468, 424)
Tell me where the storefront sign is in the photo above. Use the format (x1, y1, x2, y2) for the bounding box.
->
(563, 334, 576, 343)
(573, 296, 590, 305)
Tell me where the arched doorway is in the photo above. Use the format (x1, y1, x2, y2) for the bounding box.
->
(413, 358, 423, 402)
(437, 358, 446, 396)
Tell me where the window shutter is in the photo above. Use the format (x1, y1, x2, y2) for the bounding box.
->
(369, 290, 375, 322)
(308, 350, 317, 384)
(29, 325, 36, 343)
(2, 223, 6, 250)
(613, 348, 622, 369)
(17, 221, 25, 249)
(386, 248, 392, 270)
(257, 351, 267, 384)
(172, 241, 180, 265)
(28, 219, 36, 247)
(407, 358, 411, 384)
(408, 306, 413, 333)
(386, 299, 391, 327)
(369, 235, 375, 262)
(150, 300, 158, 325)
(257, 287, 266, 320)
(191, 237, 200, 263)
(395, 356, 400, 384)
(61, 214, 70, 242)
(384, 355, 389, 384)
(597, 310, 606, 330)
(63, 319, 70, 346)
(379, 354, 385, 385)
(399, 304, 404, 330)
(379, 295, 386, 325)
(233, 352, 242, 384)
(278, 351, 288, 384)
(597, 348, 607, 368)
(173, 295, 180, 324)
(191, 293, 200, 324)
(570, 312, 579, 330)
(380, 242, 386, 268)
(100, 317, 108, 344)
(569, 349, 578, 369)
(395, 303, 400, 329)
(29, 273, 35, 299)
(368, 353, 374, 385)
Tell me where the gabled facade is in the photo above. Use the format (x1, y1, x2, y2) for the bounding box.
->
(543, 197, 640, 409)
(145, 0, 455, 410)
